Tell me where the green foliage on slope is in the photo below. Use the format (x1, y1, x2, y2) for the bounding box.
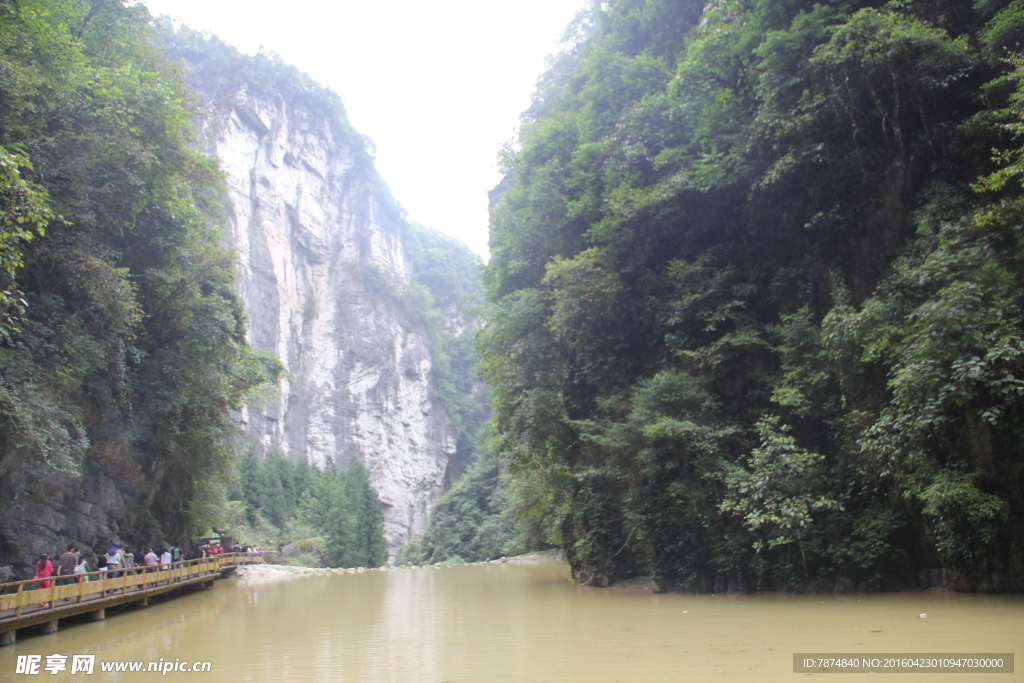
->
(0, 0, 281, 541)
(406, 224, 490, 483)
(482, 0, 1024, 589)
(398, 450, 514, 565)
(230, 450, 387, 568)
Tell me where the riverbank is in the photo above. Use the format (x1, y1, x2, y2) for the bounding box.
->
(232, 549, 568, 583)
(234, 552, 1020, 596)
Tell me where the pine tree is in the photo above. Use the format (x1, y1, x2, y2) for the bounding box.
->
(261, 449, 288, 527)
(294, 456, 317, 504)
(345, 458, 388, 567)
(323, 465, 358, 567)
(237, 447, 263, 522)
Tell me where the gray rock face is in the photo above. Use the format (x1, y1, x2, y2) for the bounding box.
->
(204, 86, 456, 552)
(0, 466, 162, 579)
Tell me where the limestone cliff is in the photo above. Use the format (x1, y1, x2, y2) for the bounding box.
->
(0, 31, 480, 576)
(190, 80, 462, 552)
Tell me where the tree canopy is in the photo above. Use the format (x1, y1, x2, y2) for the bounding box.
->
(482, 0, 1024, 590)
(0, 0, 280, 542)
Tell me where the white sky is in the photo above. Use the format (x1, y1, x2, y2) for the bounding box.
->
(139, 0, 587, 259)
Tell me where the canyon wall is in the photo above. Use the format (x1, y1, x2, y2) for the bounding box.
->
(197, 84, 459, 552)
(0, 37, 474, 575)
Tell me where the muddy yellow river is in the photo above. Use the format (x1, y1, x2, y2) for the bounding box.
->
(1, 559, 1021, 681)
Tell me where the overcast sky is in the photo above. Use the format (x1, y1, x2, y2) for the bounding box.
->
(139, 0, 587, 259)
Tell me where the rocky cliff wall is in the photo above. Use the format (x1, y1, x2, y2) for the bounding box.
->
(202, 86, 457, 552)
(0, 42, 469, 575)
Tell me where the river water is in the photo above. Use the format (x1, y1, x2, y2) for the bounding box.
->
(1, 559, 1021, 682)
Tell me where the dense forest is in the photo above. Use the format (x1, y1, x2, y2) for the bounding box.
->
(482, 0, 1024, 591)
(229, 448, 387, 568)
(396, 449, 513, 565)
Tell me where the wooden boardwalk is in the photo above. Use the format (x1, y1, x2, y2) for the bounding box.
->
(0, 553, 264, 645)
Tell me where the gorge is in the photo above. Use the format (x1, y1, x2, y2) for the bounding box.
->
(0, 7, 485, 575)
(4, 0, 1024, 595)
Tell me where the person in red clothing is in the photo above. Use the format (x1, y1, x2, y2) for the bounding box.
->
(33, 555, 53, 588)
(34, 554, 53, 607)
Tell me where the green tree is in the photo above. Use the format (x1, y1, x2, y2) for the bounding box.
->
(419, 451, 513, 564)
(261, 448, 297, 527)
(0, 146, 52, 325)
(344, 458, 387, 568)
(721, 416, 839, 580)
(322, 470, 357, 568)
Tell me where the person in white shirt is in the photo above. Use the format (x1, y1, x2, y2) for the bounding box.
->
(159, 548, 171, 569)
(143, 548, 158, 588)
(104, 544, 122, 593)
(105, 545, 122, 576)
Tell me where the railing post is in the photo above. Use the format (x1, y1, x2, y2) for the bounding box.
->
(76, 574, 84, 604)
(13, 582, 23, 617)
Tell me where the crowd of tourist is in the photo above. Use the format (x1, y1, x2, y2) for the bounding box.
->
(28, 537, 263, 596)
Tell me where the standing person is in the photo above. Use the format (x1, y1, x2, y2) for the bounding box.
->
(105, 543, 122, 579)
(96, 549, 107, 579)
(133, 547, 145, 572)
(122, 545, 135, 578)
(33, 554, 53, 607)
(57, 545, 78, 594)
(104, 544, 122, 594)
(117, 544, 129, 573)
(143, 548, 158, 588)
(170, 544, 181, 568)
(158, 547, 172, 585)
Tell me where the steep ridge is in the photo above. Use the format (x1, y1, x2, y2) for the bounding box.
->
(170, 33, 476, 552)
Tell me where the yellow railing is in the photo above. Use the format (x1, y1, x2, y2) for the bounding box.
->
(0, 553, 264, 617)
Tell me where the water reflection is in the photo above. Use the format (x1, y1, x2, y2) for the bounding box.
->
(0, 560, 1021, 682)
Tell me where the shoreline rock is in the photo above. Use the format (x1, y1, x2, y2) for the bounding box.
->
(231, 564, 341, 582)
